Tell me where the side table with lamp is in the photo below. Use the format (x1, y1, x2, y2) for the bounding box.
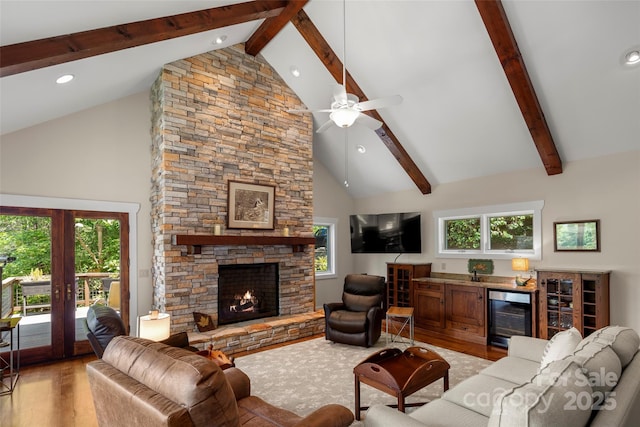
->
(138, 310, 233, 367)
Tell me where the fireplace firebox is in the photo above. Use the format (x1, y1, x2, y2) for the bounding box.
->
(218, 263, 279, 325)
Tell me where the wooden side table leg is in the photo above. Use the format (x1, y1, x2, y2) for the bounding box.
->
(398, 393, 405, 413)
(444, 371, 450, 391)
(355, 374, 362, 420)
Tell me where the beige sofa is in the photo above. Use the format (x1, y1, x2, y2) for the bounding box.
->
(87, 336, 354, 427)
(364, 326, 640, 427)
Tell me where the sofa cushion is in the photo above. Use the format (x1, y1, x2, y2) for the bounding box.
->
(578, 326, 640, 368)
(572, 339, 621, 396)
(539, 327, 582, 370)
(408, 399, 490, 427)
(488, 358, 593, 427)
(480, 356, 540, 385)
(442, 374, 519, 417)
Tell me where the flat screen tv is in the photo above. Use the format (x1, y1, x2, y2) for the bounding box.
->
(350, 212, 422, 254)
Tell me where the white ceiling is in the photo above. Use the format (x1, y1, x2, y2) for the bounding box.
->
(1, 0, 639, 198)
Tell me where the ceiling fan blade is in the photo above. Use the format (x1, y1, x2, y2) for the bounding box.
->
(356, 95, 403, 111)
(332, 84, 348, 104)
(355, 113, 383, 130)
(316, 119, 336, 133)
(288, 108, 334, 114)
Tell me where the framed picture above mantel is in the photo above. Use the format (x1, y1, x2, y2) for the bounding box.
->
(554, 219, 600, 252)
(227, 181, 275, 230)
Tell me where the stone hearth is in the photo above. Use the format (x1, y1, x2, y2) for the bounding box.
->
(149, 43, 315, 336)
(189, 310, 325, 355)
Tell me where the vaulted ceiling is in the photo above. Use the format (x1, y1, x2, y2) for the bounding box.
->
(1, 1, 638, 198)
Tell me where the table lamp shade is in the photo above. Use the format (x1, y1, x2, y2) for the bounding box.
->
(139, 313, 170, 341)
(511, 258, 529, 272)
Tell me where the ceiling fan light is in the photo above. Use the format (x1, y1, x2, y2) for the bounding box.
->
(625, 50, 640, 65)
(330, 109, 359, 128)
(56, 74, 74, 84)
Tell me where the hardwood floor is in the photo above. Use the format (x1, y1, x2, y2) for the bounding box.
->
(1, 355, 99, 427)
(0, 332, 507, 427)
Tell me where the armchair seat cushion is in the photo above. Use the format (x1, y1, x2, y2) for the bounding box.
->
(328, 310, 368, 334)
(237, 396, 303, 425)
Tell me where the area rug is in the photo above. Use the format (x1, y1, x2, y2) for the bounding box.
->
(234, 334, 491, 425)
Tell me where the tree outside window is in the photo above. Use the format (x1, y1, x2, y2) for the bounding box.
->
(435, 201, 544, 259)
(313, 217, 337, 278)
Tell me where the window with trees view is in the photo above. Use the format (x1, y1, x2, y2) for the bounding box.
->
(435, 201, 543, 260)
(313, 217, 337, 279)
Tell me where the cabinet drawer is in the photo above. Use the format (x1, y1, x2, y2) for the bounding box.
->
(414, 281, 443, 293)
(447, 319, 485, 336)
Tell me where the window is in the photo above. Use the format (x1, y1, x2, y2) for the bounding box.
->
(434, 201, 544, 260)
(313, 217, 337, 279)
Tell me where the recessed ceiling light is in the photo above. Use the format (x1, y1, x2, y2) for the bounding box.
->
(214, 35, 227, 45)
(290, 66, 301, 77)
(356, 145, 366, 154)
(56, 74, 74, 84)
(625, 50, 640, 65)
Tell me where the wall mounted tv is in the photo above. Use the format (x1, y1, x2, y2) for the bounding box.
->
(350, 212, 422, 254)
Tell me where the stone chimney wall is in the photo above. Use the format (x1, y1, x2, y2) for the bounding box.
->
(150, 44, 314, 332)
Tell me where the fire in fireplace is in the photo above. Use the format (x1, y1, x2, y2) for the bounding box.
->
(218, 263, 279, 325)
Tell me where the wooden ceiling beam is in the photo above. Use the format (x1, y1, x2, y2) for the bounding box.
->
(475, 0, 562, 175)
(245, 0, 309, 56)
(0, 1, 288, 78)
(290, 9, 432, 194)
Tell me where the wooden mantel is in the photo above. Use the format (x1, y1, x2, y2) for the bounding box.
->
(174, 234, 315, 254)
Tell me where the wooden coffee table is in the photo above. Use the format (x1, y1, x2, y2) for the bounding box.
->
(353, 346, 450, 420)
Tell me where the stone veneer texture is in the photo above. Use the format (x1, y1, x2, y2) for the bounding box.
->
(150, 44, 314, 332)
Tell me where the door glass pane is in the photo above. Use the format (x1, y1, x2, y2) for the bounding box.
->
(0, 214, 52, 349)
(73, 217, 121, 341)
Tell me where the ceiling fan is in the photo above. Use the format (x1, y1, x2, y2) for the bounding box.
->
(288, 0, 402, 133)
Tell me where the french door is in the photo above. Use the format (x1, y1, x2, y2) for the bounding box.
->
(0, 206, 129, 365)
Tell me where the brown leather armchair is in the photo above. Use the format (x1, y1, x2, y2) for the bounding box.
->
(323, 274, 386, 347)
(87, 336, 354, 427)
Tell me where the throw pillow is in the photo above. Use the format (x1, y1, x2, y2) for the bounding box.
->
(539, 327, 582, 370)
(193, 311, 216, 332)
(577, 326, 640, 368)
(488, 358, 593, 427)
(572, 339, 622, 396)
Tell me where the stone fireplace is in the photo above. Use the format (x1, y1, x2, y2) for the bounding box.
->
(218, 263, 279, 325)
(149, 44, 315, 334)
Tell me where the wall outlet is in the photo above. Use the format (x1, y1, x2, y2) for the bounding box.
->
(441, 263, 446, 270)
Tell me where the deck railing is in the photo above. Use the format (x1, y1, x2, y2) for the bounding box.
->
(2, 273, 118, 316)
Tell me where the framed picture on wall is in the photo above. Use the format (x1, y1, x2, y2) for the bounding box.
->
(227, 181, 275, 230)
(554, 219, 600, 252)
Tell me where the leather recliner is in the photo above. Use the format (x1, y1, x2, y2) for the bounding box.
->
(323, 274, 386, 347)
(83, 304, 197, 358)
(87, 336, 355, 427)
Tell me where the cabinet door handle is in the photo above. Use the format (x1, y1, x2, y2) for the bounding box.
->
(66, 283, 72, 301)
(55, 288, 60, 302)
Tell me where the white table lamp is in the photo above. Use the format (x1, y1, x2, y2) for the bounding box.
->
(139, 312, 170, 341)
